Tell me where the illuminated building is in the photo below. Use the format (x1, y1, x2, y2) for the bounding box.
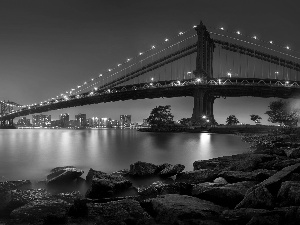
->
(17, 117, 31, 127)
(120, 115, 131, 127)
(75, 113, 86, 127)
(32, 114, 51, 127)
(59, 113, 69, 127)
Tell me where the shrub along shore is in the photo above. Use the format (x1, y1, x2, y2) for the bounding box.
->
(1, 128, 300, 224)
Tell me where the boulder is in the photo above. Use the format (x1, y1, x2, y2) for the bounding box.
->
(284, 148, 300, 158)
(277, 181, 300, 206)
(260, 163, 300, 195)
(86, 168, 107, 184)
(192, 181, 256, 208)
(85, 171, 132, 199)
(0, 180, 31, 216)
(158, 164, 185, 177)
(259, 158, 300, 171)
(193, 154, 276, 172)
(218, 169, 276, 183)
(221, 208, 270, 224)
(129, 161, 158, 176)
(10, 199, 69, 224)
(138, 181, 192, 199)
(87, 198, 154, 224)
(2, 188, 81, 217)
(46, 166, 84, 185)
(246, 214, 281, 225)
(141, 194, 225, 224)
(175, 169, 219, 184)
(213, 177, 228, 185)
(235, 185, 275, 209)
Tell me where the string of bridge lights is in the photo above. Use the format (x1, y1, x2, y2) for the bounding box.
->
(3, 23, 299, 111)
(0, 100, 24, 108)
(210, 31, 300, 61)
(209, 25, 299, 55)
(37, 26, 197, 105)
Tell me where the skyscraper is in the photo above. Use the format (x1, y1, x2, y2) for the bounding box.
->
(120, 115, 131, 127)
(32, 114, 51, 127)
(59, 113, 69, 127)
(75, 113, 86, 127)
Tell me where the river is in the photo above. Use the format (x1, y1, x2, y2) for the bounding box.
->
(0, 128, 249, 182)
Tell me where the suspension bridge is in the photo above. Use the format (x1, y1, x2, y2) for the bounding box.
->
(1, 21, 300, 126)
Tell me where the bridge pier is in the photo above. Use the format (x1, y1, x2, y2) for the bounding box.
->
(192, 89, 215, 124)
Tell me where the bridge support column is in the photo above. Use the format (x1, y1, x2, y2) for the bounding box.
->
(193, 21, 215, 80)
(192, 89, 215, 124)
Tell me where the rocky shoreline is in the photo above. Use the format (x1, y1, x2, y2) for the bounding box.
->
(1, 130, 300, 224)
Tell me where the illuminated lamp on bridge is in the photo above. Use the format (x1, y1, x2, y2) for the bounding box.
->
(236, 31, 241, 35)
(165, 38, 169, 42)
(227, 72, 232, 78)
(220, 27, 224, 30)
(202, 115, 206, 119)
(196, 78, 201, 82)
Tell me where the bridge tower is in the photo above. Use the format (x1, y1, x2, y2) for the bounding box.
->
(192, 21, 216, 124)
(0, 100, 15, 127)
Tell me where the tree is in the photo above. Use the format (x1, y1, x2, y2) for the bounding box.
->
(226, 115, 239, 125)
(250, 114, 262, 124)
(146, 105, 174, 127)
(178, 118, 192, 126)
(265, 99, 299, 126)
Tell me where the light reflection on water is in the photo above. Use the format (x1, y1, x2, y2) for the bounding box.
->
(0, 129, 249, 181)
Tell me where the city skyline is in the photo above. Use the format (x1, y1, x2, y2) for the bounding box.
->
(1, 1, 300, 125)
(17, 112, 134, 128)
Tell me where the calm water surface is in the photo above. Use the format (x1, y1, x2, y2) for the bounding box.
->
(0, 129, 249, 181)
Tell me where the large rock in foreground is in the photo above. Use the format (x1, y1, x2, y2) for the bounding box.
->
(277, 181, 300, 206)
(85, 169, 132, 199)
(10, 199, 70, 224)
(193, 153, 276, 172)
(87, 198, 154, 224)
(46, 166, 84, 185)
(175, 169, 219, 184)
(192, 181, 257, 208)
(0, 180, 31, 216)
(141, 194, 225, 224)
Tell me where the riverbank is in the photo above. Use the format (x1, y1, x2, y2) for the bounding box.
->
(1, 129, 300, 224)
(139, 124, 282, 134)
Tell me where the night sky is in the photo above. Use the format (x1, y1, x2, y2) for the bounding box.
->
(1, 0, 300, 124)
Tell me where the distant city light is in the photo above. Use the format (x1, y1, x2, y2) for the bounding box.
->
(252, 36, 257, 40)
(151, 45, 155, 49)
(269, 40, 273, 44)
(139, 52, 143, 55)
(165, 38, 169, 42)
(179, 32, 184, 35)
(193, 25, 197, 28)
(220, 27, 224, 30)
(236, 31, 241, 35)
(286, 46, 290, 50)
